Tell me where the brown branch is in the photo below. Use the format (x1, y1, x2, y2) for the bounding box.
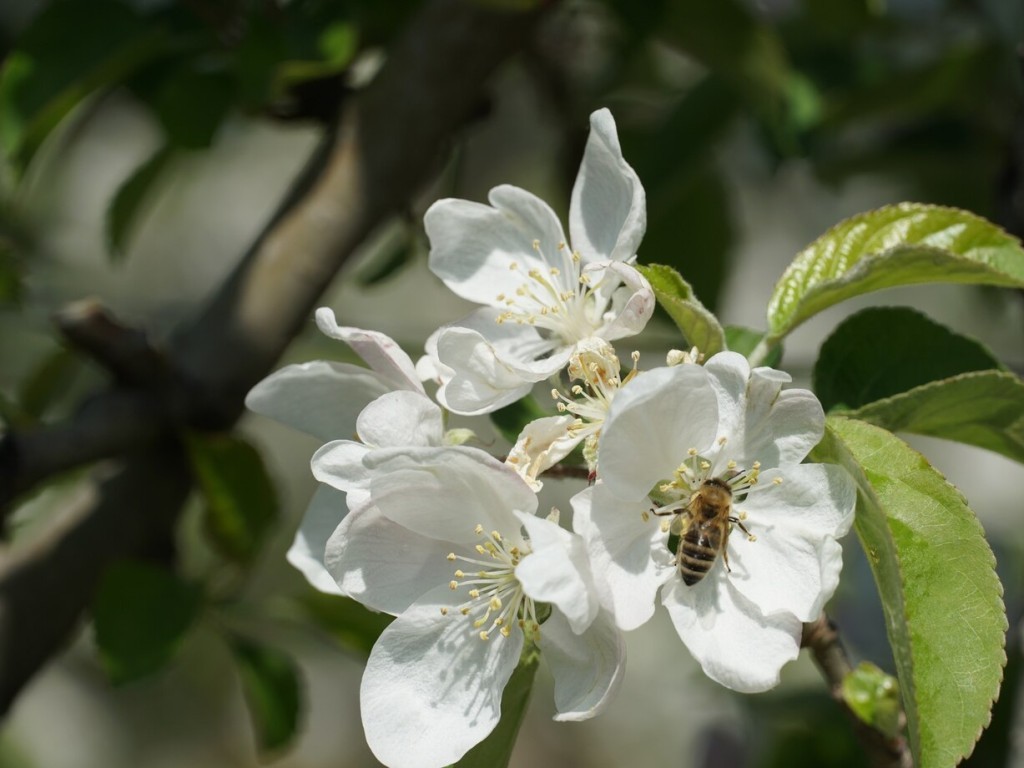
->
(0, 0, 552, 716)
(54, 299, 168, 387)
(802, 614, 913, 768)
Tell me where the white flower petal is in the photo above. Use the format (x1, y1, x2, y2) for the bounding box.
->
(723, 464, 854, 620)
(286, 484, 347, 595)
(569, 108, 646, 265)
(516, 511, 598, 634)
(596, 261, 655, 341)
(361, 584, 523, 768)
(356, 390, 445, 448)
(538, 608, 625, 722)
(324, 501, 459, 615)
(425, 187, 565, 307)
(311, 440, 371, 492)
(662, 576, 802, 693)
(506, 414, 582, 491)
(703, 351, 750, 444)
(571, 485, 673, 631)
(434, 323, 564, 415)
(722, 519, 836, 623)
(598, 365, 720, 500)
(314, 309, 423, 393)
(744, 464, 856, 541)
(365, 447, 538, 546)
(704, 353, 824, 468)
(245, 361, 390, 441)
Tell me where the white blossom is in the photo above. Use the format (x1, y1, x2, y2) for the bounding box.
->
(245, 310, 427, 593)
(573, 352, 855, 692)
(423, 108, 654, 415)
(321, 448, 624, 768)
(505, 337, 632, 489)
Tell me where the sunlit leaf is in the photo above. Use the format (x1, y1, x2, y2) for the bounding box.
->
(92, 561, 203, 684)
(814, 306, 1003, 412)
(636, 263, 726, 355)
(724, 326, 782, 367)
(766, 204, 1024, 341)
(813, 417, 1006, 768)
(849, 371, 1024, 465)
(842, 662, 901, 740)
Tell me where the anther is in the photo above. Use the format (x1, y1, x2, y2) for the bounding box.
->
(449, 581, 458, 590)
(446, 552, 456, 561)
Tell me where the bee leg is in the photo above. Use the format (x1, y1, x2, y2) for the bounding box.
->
(722, 546, 731, 573)
(730, 516, 756, 541)
(651, 507, 677, 516)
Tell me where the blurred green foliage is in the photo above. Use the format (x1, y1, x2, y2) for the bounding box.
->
(1, 1, 1023, 766)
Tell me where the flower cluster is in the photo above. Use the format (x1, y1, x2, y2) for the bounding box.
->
(248, 109, 856, 768)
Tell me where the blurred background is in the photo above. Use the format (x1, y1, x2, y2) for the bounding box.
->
(1, 0, 1023, 766)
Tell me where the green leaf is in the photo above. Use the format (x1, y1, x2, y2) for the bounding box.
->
(636, 263, 726, 355)
(272, 22, 359, 94)
(766, 204, 1024, 341)
(230, 637, 302, 755)
(155, 64, 234, 149)
(0, 0, 165, 171)
(17, 346, 82, 421)
(92, 561, 203, 684)
(298, 590, 392, 658)
(185, 433, 278, 564)
(453, 655, 538, 767)
(812, 417, 1006, 767)
(724, 326, 783, 367)
(105, 144, 174, 261)
(814, 307, 1003, 412)
(841, 662, 901, 740)
(849, 370, 1024, 465)
(0, 239, 23, 305)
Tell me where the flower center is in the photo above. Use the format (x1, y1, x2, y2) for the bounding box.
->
(443, 524, 541, 641)
(645, 442, 784, 568)
(493, 240, 609, 341)
(550, 343, 640, 471)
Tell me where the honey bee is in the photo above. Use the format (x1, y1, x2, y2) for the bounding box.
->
(655, 477, 754, 585)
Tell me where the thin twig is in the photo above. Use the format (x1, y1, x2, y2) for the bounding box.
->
(802, 614, 913, 768)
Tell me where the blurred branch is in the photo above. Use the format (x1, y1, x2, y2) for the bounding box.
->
(0, 0, 551, 716)
(802, 614, 913, 768)
(55, 299, 168, 386)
